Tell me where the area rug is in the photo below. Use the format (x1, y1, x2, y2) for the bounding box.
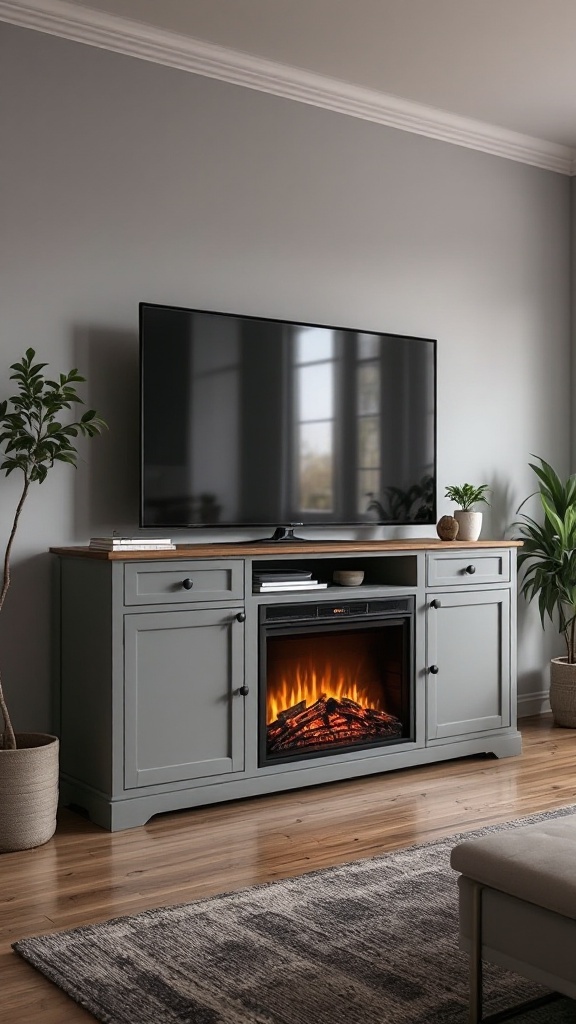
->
(13, 806, 576, 1024)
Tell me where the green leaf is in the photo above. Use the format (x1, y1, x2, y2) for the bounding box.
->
(444, 482, 490, 511)
(516, 455, 576, 659)
(0, 349, 106, 509)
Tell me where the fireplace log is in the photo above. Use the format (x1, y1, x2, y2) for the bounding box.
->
(267, 693, 403, 752)
(278, 700, 306, 722)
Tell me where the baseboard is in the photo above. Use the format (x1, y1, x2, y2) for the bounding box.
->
(518, 691, 551, 718)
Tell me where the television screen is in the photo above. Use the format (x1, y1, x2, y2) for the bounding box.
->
(140, 304, 436, 531)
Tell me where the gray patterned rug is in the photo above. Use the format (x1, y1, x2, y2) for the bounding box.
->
(13, 807, 576, 1024)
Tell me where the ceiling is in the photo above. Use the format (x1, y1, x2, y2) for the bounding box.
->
(4, 0, 576, 163)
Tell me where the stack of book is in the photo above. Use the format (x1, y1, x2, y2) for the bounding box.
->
(252, 569, 327, 593)
(88, 537, 176, 552)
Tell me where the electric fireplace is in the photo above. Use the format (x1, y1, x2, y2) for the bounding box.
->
(259, 597, 415, 766)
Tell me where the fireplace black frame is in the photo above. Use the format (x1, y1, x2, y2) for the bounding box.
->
(258, 596, 415, 767)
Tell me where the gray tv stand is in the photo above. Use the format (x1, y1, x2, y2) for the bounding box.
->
(52, 538, 522, 831)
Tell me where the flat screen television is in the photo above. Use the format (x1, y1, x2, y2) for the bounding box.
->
(139, 303, 437, 538)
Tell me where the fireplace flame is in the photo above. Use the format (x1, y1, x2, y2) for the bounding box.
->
(267, 660, 382, 724)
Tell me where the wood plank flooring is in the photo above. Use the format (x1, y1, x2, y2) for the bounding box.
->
(2, 715, 576, 1023)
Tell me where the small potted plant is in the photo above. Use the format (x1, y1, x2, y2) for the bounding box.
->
(444, 482, 490, 541)
(514, 456, 576, 727)
(0, 349, 106, 851)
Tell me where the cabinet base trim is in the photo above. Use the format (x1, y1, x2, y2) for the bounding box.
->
(60, 730, 522, 832)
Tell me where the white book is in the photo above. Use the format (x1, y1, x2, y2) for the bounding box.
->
(253, 573, 313, 582)
(89, 542, 176, 551)
(89, 540, 172, 548)
(257, 579, 319, 589)
(253, 582, 328, 592)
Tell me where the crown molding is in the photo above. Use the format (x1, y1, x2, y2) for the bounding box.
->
(2, 0, 575, 175)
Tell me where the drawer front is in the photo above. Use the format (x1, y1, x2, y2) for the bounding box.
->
(426, 549, 511, 587)
(124, 560, 244, 606)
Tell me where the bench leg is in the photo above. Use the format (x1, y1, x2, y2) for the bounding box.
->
(470, 881, 484, 1024)
(468, 880, 563, 1023)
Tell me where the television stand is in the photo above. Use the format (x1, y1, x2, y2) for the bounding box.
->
(52, 538, 522, 831)
(247, 525, 312, 543)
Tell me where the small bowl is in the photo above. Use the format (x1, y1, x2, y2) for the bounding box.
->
(333, 569, 364, 587)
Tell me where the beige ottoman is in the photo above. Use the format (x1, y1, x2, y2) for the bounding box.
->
(451, 815, 576, 1022)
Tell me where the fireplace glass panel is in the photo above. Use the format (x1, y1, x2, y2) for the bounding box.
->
(262, 621, 412, 764)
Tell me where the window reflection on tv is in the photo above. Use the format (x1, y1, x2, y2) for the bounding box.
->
(139, 304, 436, 530)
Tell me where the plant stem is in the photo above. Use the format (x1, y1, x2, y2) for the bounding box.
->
(0, 474, 30, 749)
(0, 685, 15, 750)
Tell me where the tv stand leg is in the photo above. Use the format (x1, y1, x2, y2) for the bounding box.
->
(269, 526, 309, 542)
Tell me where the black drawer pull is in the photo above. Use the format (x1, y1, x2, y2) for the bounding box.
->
(236, 611, 246, 622)
(182, 578, 194, 590)
(429, 665, 439, 674)
(239, 686, 249, 696)
(465, 564, 476, 575)
(430, 599, 441, 609)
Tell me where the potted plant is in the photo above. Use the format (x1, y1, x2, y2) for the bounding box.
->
(0, 349, 105, 851)
(444, 482, 490, 541)
(514, 456, 576, 728)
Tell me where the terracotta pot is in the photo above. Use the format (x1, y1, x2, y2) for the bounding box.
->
(454, 510, 483, 542)
(549, 658, 576, 728)
(0, 733, 59, 852)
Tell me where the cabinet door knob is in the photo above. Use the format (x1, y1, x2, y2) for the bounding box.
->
(430, 599, 441, 609)
(236, 611, 246, 622)
(429, 665, 439, 674)
(238, 686, 249, 696)
(182, 578, 194, 590)
(465, 564, 476, 575)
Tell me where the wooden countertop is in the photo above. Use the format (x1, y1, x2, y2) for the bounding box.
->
(50, 538, 522, 560)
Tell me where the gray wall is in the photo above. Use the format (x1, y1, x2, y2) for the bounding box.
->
(569, 178, 573, 462)
(0, 22, 571, 731)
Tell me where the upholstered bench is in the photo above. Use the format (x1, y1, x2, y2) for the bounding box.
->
(450, 816, 576, 1023)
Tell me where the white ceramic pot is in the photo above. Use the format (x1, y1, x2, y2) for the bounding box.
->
(453, 510, 483, 541)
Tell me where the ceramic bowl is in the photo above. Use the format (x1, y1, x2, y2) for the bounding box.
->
(333, 569, 365, 587)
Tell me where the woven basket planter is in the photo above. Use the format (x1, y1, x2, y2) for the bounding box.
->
(0, 733, 59, 853)
(549, 658, 576, 728)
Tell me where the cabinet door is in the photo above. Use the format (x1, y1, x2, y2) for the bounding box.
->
(426, 590, 511, 740)
(124, 608, 245, 789)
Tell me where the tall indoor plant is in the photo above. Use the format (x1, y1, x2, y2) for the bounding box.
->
(514, 455, 576, 727)
(0, 349, 105, 850)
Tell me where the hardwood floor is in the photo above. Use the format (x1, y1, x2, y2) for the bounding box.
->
(2, 714, 576, 1022)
